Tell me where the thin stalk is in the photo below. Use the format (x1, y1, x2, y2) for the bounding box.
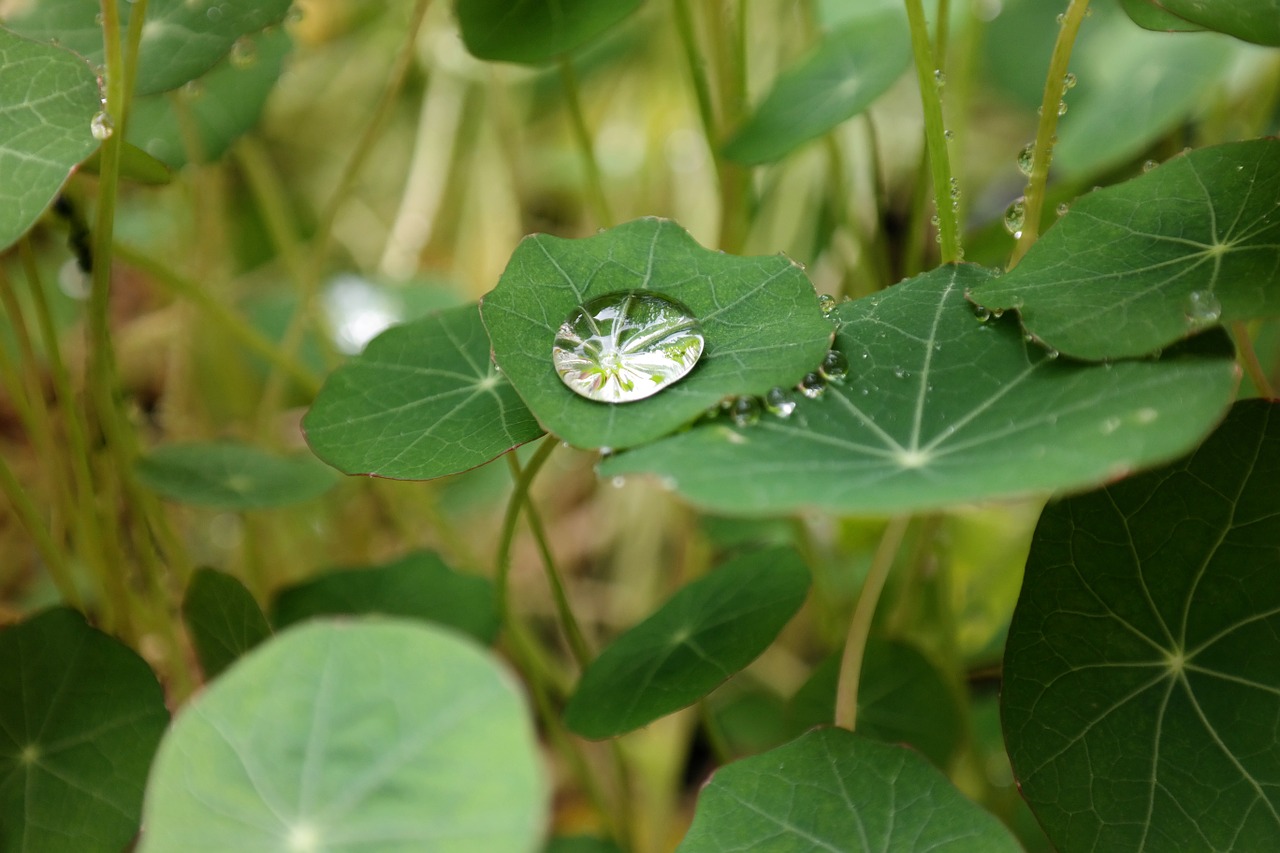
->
(1233, 321, 1276, 399)
(557, 56, 614, 228)
(233, 137, 311, 291)
(494, 438, 559, 625)
(834, 516, 910, 730)
(0, 454, 78, 601)
(672, 0, 718, 153)
(1009, 0, 1090, 268)
(903, 0, 962, 263)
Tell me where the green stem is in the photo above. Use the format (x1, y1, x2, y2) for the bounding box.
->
(557, 56, 614, 228)
(672, 0, 718, 154)
(1233, 321, 1276, 399)
(494, 438, 560, 627)
(1009, 0, 1090, 269)
(903, 0, 962, 263)
(834, 516, 910, 730)
(0, 454, 78, 601)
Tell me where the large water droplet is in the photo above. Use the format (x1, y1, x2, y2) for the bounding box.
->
(797, 372, 826, 399)
(552, 291, 704, 403)
(90, 111, 114, 140)
(765, 387, 796, 418)
(819, 349, 849, 381)
(730, 396, 762, 427)
(1003, 198, 1026, 236)
(817, 293, 837, 317)
(1017, 142, 1034, 176)
(1185, 290, 1221, 326)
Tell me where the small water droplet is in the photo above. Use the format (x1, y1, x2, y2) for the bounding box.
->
(1045, 348, 1060, 360)
(730, 396, 762, 427)
(797, 372, 826, 399)
(819, 349, 848, 381)
(90, 111, 114, 140)
(182, 78, 204, 99)
(933, 69, 946, 86)
(973, 305, 991, 323)
(944, 129, 955, 139)
(229, 36, 257, 69)
(1055, 12, 1065, 24)
(765, 387, 796, 418)
(1057, 100, 1068, 116)
(206, 4, 223, 21)
(286, 5, 304, 25)
(1017, 143, 1034, 176)
(893, 367, 907, 379)
(552, 291, 705, 403)
(1142, 159, 1158, 173)
(1062, 72, 1077, 92)
(610, 476, 626, 488)
(991, 308, 1005, 319)
(1185, 290, 1221, 326)
(1003, 198, 1025, 236)
(1056, 202, 1069, 217)
(817, 293, 837, 317)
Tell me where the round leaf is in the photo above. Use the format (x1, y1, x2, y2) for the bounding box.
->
(564, 546, 810, 739)
(1002, 399, 1280, 852)
(454, 0, 643, 64)
(602, 264, 1238, 515)
(971, 139, 1280, 360)
(303, 303, 544, 480)
(135, 441, 340, 509)
(0, 28, 101, 251)
(677, 728, 1022, 852)
(0, 608, 169, 853)
(182, 568, 272, 680)
(1118, 0, 1206, 32)
(1157, 0, 1280, 45)
(481, 218, 833, 450)
(139, 619, 548, 852)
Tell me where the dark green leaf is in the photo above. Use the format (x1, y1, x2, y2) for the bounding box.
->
(0, 28, 101, 251)
(545, 837, 623, 853)
(182, 568, 271, 680)
(564, 546, 810, 739)
(0, 608, 169, 853)
(454, 0, 643, 64)
(1118, 0, 1206, 32)
(723, 12, 910, 166)
(677, 728, 1022, 852)
(271, 551, 500, 645)
(1002, 399, 1280, 852)
(973, 140, 1280, 359)
(1158, 0, 1280, 45)
(481, 218, 833, 450)
(135, 440, 340, 509)
(303, 303, 544, 480)
(139, 619, 548, 852)
(602, 264, 1237, 515)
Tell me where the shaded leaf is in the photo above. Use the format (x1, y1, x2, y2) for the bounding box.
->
(723, 11, 910, 166)
(1118, 0, 1206, 32)
(136, 440, 340, 509)
(454, 0, 643, 64)
(481, 218, 833, 450)
(271, 551, 500, 645)
(139, 619, 548, 852)
(182, 568, 271, 680)
(1158, 0, 1280, 45)
(0, 28, 101, 252)
(1002, 399, 1280, 852)
(0, 608, 169, 853)
(303, 303, 544, 480)
(545, 837, 623, 853)
(972, 140, 1280, 359)
(564, 546, 810, 739)
(677, 728, 1021, 852)
(602, 264, 1237, 515)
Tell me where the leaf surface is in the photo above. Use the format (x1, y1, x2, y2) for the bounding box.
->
(972, 140, 1280, 359)
(136, 441, 340, 509)
(182, 568, 272, 680)
(564, 546, 810, 739)
(1158, 0, 1280, 45)
(481, 218, 833, 450)
(602, 264, 1237, 515)
(1118, 0, 1206, 32)
(1002, 399, 1280, 852)
(454, 0, 642, 64)
(303, 303, 544, 480)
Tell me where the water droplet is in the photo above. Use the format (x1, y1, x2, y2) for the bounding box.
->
(1142, 159, 1158, 173)
(1185, 290, 1221, 326)
(819, 349, 849, 381)
(90, 111, 114, 140)
(765, 387, 796, 418)
(1003, 198, 1025, 236)
(182, 78, 204, 99)
(973, 305, 991, 323)
(552, 291, 705, 403)
(1055, 12, 1065, 24)
(817, 293, 837, 317)
(1062, 72, 1077, 92)
(1056, 202, 1069, 217)
(1017, 143, 1034, 176)
(1057, 100, 1068, 116)
(730, 396, 762, 427)
(206, 4, 223, 21)
(229, 36, 257, 69)
(286, 5, 304, 25)
(944, 129, 955, 140)
(933, 69, 946, 86)
(797, 372, 826, 399)
(991, 308, 1005, 319)
(892, 367, 907, 379)
(1045, 348, 1060, 360)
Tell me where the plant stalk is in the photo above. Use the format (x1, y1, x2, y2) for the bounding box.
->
(557, 56, 615, 228)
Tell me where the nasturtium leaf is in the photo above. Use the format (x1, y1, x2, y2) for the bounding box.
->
(303, 303, 544, 480)
(677, 728, 1022, 852)
(545, 837, 623, 853)
(1157, 0, 1280, 45)
(454, 0, 642, 64)
(1002, 399, 1280, 852)
(0, 28, 101, 252)
(182, 568, 271, 680)
(127, 27, 291, 168)
(135, 440, 340, 509)
(722, 11, 909, 166)
(602, 264, 1237, 515)
(1118, 0, 1206, 32)
(3, 0, 292, 95)
(0, 608, 169, 853)
(564, 546, 810, 739)
(139, 619, 548, 852)
(271, 551, 500, 645)
(972, 140, 1280, 360)
(481, 218, 833, 450)
(787, 639, 963, 768)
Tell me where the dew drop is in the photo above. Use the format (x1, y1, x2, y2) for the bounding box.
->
(973, 305, 991, 323)
(1057, 100, 1068, 116)
(765, 386, 796, 418)
(1142, 159, 1158, 173)
(1056, 202, 1069, 217)
(1062, 72, 1077, 91)
(1016, 142, 1034, 176)
(991, 308, 1005, 319)
(933, 69, 946, 86)
(552, 291, 705, 403)
(817, 293, 837, 317)
(819, 349, 849, 381)
(730, 396, 762, 427)
(944, 129, 955, 139)
(1045, 347, 1060, 360)
(797, 372, 826, 399)
(229, 36, 257, 69)
(1003, 198, 1025, 236)
(1185, 290, 1221, 326)
(90, 111, 114, 140)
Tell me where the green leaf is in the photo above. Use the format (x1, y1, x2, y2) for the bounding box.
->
(271, 551, 500, 645)
(3, 0, 293, 95)
(602, 264, 1237, 515)
(677, 728, 1022, 852)
(135, 440, 340, 509)
(722, 12, 910, 166)
(182, 568, 272, 680)
(1157, 0, 1280, 45)
(79, 141, 173, 184)
(1002, 399, 1280, 852)
(303, 303, 544, 480)
(545, 837, 623, 853)
(481, 218, 833, 450)
(0, 608, 169, 853)
(454, 0, 643, 64)
(972, 140, 1280, 360)
(787, 639, 963, 768)
(0, 28, 101, 252)
(564, 546, 809, 739)
(139, 619, 548, 852)
(127, 27, 291, 168)
(1118, 0, 1206, 32)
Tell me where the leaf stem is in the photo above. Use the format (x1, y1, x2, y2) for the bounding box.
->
(1233, 321, 1276, 399)
(903, 0, 962, 263)
(834, 516, 910, 730)
(557, 56, 615, 228)
(1009, 0, 1090, 269)
(495, 437, 559, 627)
